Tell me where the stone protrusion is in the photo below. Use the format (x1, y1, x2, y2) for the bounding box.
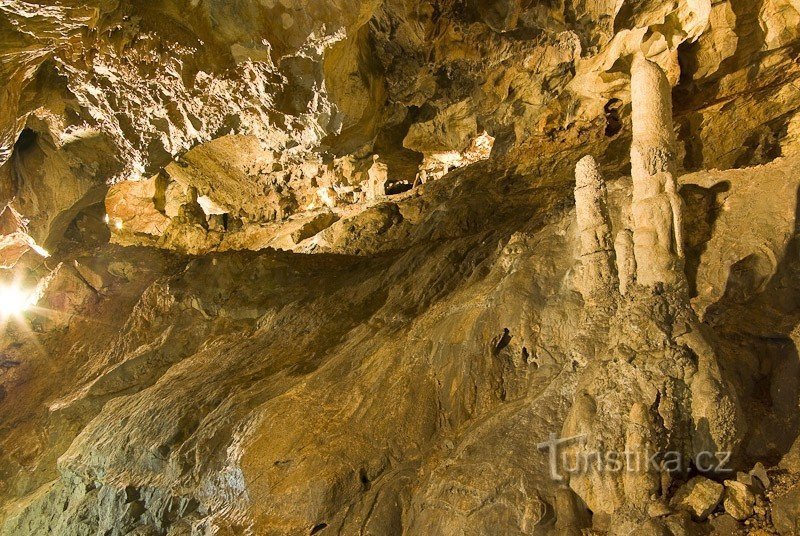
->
(623, 402, 660, 505)
(630, 55, 685, 288)
(364, 155, 388, 201)
(670, 476, 723, 521)
(722, 479, 756, 520)
(614, 229, 636, 295)
(0, 205, 50, 268)
(554, 487, 592, 536)
(574, 155, 617, 298)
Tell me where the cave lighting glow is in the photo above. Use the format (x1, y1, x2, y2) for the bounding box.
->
(29, 243, 50, 258)
(0, 282, 34, 317)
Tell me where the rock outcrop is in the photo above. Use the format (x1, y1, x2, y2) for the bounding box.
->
(560, 52, 748, 532)
(1, 1, 800, 535)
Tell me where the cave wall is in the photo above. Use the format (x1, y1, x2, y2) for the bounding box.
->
(2, 1, 800, 535)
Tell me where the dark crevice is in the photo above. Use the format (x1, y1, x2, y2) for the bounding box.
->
(359, 468, 371, 491)
(732, 111, 793, 168)
(14, 128, 37, 153)
(494, 328, 512, 354)
(604, 99, 622, 137)
(386, 180, 413, 195)
(613, 2, 634, 33)
(310, 523, 328, 534)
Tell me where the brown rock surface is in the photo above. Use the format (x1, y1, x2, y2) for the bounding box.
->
(772, 486, 800, 536)
(1, 1, 800, 535)
(672, 476, 724, 521)
(723, 480, 756, 520)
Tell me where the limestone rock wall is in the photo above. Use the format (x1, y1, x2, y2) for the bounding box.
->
(2, 1, 800, 535)
(2, 0, 800, 258)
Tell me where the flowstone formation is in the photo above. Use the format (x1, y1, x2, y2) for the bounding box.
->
(562, 56, 745, 530)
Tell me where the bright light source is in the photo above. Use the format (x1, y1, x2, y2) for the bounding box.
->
(0, 284, 33, 317)
(114, 219, 123, 230)
(30, 243, 50, 258)
(103, 214, 110, 224)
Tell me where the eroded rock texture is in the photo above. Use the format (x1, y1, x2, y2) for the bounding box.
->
(3, 1, 800, 535)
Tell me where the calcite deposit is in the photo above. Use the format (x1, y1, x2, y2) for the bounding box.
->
(2, 1, 800, 535)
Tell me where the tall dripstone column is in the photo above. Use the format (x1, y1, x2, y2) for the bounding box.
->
(574, 155, 617, 299)
(630, 55, 684, 287)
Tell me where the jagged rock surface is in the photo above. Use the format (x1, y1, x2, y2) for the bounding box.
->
(1, 1, 800, 535)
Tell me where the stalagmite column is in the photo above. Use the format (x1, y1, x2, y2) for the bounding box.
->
(630, 55, 685, 287)
(574, 155, 617, 298)
(365, 155, 388, 201)
(623, 403, 660, 505)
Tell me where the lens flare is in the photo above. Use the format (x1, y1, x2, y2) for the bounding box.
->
(0, 284, 33, 317)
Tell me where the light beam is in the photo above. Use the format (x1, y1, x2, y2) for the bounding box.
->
(0, 283, 33, 317)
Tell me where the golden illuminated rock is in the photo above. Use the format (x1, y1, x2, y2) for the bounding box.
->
(0, 1, 799, 535)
